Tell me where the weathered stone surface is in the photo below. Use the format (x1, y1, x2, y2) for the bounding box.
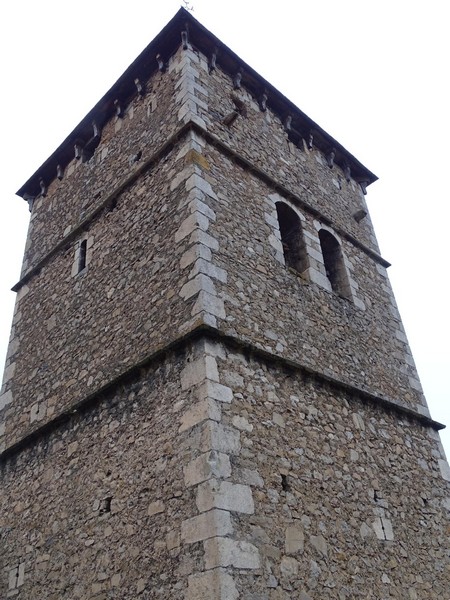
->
(181, 509, 233, 544)
(196, 479, 254, 514)
(180, 355, 219, 390)
(187, 569, 238, 600)
(285, 526, 304, 554)
(184, 451, 232, 487)
(179, 398, 221, 432)
(195, 380, 233, 403)
(199, 421, 241, 455)
(203, 537, 260, 570)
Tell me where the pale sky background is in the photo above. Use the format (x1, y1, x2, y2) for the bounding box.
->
(0, 1, 448, 456)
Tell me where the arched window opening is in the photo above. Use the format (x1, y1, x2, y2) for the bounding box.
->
(318, 229, 351, 298)
(276, 202, 308, 275)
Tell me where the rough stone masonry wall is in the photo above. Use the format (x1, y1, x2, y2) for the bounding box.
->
(135, 41, 426, 415)
(0, 344, 230, 600)
(0, 139, 230, 455)
(21, 63, 182, 275)
(0, 43, 227, 452)
(177, 139, 426, 414)
(2, 33, 448, 599)
(1, 332, 448, 599)
(206, 339, 450, 599)
(192, 55, 378, 255)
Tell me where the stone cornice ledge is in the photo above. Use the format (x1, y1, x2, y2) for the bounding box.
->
(0, 324, 444, 466)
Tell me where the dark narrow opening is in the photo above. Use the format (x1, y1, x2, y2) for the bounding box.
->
(78, 239, 87, 272)
(276, 202, 308, 274)
(14, 565, 19, 587)
(281, 474, 291, 492)
(318, 229, 350, 298)
(100, 496, 113, 514)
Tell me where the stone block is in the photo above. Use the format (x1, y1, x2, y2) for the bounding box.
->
(189, 258, 228, 283)
(0, 389, 13, 411)
(185, 173, 219, 200)
(179, 273, 216, 300)
(416, 403, 431, 418)
(204, 537, 260, 570)
(196, 479, 254, 514)
(272, 412, 285, 428)
(438, 459, 450, 482)
(280, 556, 299, 577)
(199, 421, 241, 455)
(307, 268, 332, 290)
(179, 398, 221, 433)
(196, 380, 233, 403)
(187, 569, 238, 600)
(285, 526, 304, 554)
(353, 297, 366, 311)
(372, 517, 394, 541)
(169, 166, 194, 191)
(188, 198, 216, 221)
(310, 534, 328, 557)
(382, 518, 394, 541)
(178, 100, 199, 122)
(189, 229, 220, 251)
(180, 355, 219, 390)
(184, 451, 232, 487)
(232, 416, 253, 432)
(148, 500, 165, 516)
(166, 530, 181, 550)
(408, 376, 422, 392)
(2, 362, 16, 384)
(175, 212, 210, 243)
(178, 311, 217, 335)
(233, 467, 264, 488)
(180, 244, 212, 269)
(191, 291, 226, 319)
(181, 509, 232, 544)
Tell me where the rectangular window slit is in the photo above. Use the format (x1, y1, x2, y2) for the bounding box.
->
(78, 239, 87, 272)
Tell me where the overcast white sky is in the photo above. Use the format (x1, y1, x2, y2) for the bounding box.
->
(0, 0, 448, 456)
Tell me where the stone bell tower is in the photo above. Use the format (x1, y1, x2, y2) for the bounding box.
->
(1, 8, 449, 599)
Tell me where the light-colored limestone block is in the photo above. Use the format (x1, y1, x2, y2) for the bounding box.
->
(179, 398, 221, 432)
(181, 509, 232, 544)
(184, 451, 232, 487)
(203, 537, 260, 570)
(196, 479, 254, 514)
(187, 568, 238, 600)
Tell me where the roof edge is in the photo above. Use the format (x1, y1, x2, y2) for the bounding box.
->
(17, 7, 377, 200)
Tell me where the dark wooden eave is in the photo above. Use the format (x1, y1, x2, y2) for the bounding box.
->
(17, 8, 377, 200)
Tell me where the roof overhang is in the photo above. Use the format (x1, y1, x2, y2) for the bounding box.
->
(17, 8, 377, 199)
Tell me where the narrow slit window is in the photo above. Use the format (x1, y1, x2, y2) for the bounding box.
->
(276, 202, 308, 275)
(78, 239, 87, 273)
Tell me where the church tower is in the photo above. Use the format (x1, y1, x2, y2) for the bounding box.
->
(1, 9, 449, 598)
